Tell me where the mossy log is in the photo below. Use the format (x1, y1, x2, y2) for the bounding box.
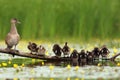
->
(0, 48, 119, 62)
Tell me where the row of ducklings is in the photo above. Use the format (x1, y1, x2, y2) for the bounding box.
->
(70, 46, 110, 66)
(52, 43, 110, 66)
(27, 42, 70, 57)
(27, 42, 110, 59)
(53, 43, 110, 58)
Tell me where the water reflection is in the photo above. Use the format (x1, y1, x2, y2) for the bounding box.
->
(28, 59, 118, 67)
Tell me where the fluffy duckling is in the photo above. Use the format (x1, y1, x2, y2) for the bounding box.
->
(70, 49, 79, 66)
(52, 44, 62, 57)
(27, 42, 38, 54)
(37, 45, 46, 56)
(62, 42, 70, 57)
(92, 47, 100, 59)
(78, 50, 87, 66)
(86, 51, 94, 65)
(100, 45, 110, 58)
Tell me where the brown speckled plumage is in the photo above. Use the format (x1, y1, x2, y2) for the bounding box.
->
(28, 42, 38, 54)
(5, 18, 20, 57)
(37, 45, 46, 56)
(52, 44, 62, 57)
(5, 18, 20, 50)
(70, 49, 79, 66)
(62, 42, 70, 57)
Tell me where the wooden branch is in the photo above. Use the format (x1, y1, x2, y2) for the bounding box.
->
(0, 48, 71, 61)
(0, 48, 120, 62)
(109, 53, 120, 61)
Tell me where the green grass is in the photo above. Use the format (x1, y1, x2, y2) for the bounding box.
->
(0, 0, 120, 41)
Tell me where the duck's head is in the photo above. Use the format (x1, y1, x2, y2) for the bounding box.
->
(102, 45, 107, 48)
(65, 42, 67, 46)
(28, 42, 37, 47)
(11, 18, 21, 24)
(81, 49, 85, 53)
(72, 49, 78, 54)
(39, 45, 43, 49)
(94, 47, 99, 51)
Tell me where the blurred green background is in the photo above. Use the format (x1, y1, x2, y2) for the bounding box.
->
(0, 0, 120, 41)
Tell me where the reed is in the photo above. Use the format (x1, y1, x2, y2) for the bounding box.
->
(0, 0, 120, 41)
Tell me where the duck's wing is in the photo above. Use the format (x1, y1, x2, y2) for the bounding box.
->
(5, 33, 12, 45)
(16, 34, 20, 42)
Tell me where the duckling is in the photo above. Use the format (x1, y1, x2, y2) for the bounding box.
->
(62, 42, 70, 57)
(86, 51, 94, 65)
(70, 49, 79, 66)
(92, 47, 100, 59)
(27, 42, 38, 54)
(52, 44, 62, 57)
(37, 45, 46, 56)
(78, 50, 87, 66)
(100, 45, 110, 58)
(5, 18, 20, 57)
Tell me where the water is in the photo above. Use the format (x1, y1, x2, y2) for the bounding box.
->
(0, 43, 120, 79)
(0, 66, 120, 80)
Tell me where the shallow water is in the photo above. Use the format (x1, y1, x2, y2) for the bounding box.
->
(0, 66, 120, 79)
(0, 43, 120, 79)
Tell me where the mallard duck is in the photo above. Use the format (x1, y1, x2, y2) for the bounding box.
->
(52, 44, 62, 57)
(5, 18, 20, 57)
(70, 49, 79, 66)
(78, 50, 87, 66)
(27, 42, 38, 54)
(62, 42, 70, 57)
(37, 45, 46, 56)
